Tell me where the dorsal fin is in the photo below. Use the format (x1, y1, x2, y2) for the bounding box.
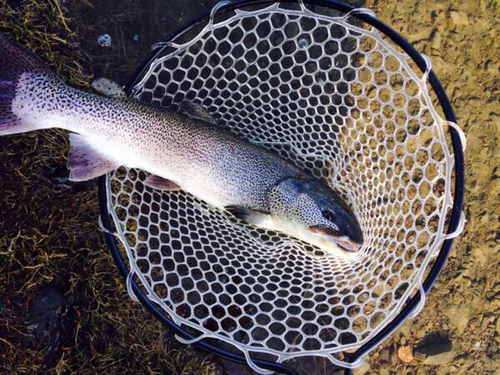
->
(67, 133, 120, 181)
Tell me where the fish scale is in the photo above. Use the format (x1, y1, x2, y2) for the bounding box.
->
(12, 63, 305, 211)
(0, 36, 363, 254)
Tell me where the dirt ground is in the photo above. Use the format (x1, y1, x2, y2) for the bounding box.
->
(0, 1, 498, 374)
(354, 1, 500, 374)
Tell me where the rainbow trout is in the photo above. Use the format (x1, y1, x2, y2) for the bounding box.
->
(0, 38, 363, 254)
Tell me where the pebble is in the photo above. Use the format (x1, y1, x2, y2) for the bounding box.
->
(414, 351, 426, 361)
(423, 351, 455, 365)
(379, 348, 390, 362)
(355, 361, 370, 374)
(397, 345, 413, 363)
(450, 11, 469, 26)
(97, 33, 112, 47)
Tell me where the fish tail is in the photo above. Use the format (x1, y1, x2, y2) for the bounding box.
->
(0, 37, 63, 135)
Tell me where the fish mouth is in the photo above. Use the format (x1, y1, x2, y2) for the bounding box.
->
(309, 225, 361, 253)
(330, 238, 360, 252)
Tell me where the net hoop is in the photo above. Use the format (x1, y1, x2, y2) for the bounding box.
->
(98, 1, 465, 373)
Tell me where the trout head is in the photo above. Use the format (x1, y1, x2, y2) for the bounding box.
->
(268, 177, 363, 254)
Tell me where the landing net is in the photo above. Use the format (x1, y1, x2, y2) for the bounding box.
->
(103, 1, 465, 372)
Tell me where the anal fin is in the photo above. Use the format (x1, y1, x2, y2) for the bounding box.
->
(67, 133, 120, 181)
(144, 174, 181, 191)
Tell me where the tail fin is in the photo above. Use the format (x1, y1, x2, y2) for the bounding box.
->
(0, 37, 59, 135)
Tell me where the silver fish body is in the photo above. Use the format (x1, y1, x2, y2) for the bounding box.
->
(0, 37, 363, 254)
(13, 72, 306, 211)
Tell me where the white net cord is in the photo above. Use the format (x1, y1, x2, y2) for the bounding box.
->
(105, 2, 466, 373)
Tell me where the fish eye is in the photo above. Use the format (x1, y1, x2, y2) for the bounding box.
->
(322, 210, 335, 222)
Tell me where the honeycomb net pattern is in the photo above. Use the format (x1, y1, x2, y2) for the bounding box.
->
(105, 2, 461, 370)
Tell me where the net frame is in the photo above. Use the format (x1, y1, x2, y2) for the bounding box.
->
(98, 1, 465, 373)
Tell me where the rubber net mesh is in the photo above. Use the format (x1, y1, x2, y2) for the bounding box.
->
(104, 2, 465, 372)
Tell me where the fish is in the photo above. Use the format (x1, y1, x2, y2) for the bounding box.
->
(0, 37, 363, 255)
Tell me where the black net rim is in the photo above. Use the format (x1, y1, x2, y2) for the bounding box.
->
(98, 1, 465, 374)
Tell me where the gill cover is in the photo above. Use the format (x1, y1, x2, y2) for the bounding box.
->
(268, 177, 363, 249)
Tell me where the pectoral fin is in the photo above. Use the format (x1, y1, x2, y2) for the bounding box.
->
(67, 133, 120, 181)
(225, 205, 270, 225)
(144, 174, 181, 191)
(179, 100, 216, 124)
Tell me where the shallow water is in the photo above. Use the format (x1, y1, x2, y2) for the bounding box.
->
(0, 1, 498, 374)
